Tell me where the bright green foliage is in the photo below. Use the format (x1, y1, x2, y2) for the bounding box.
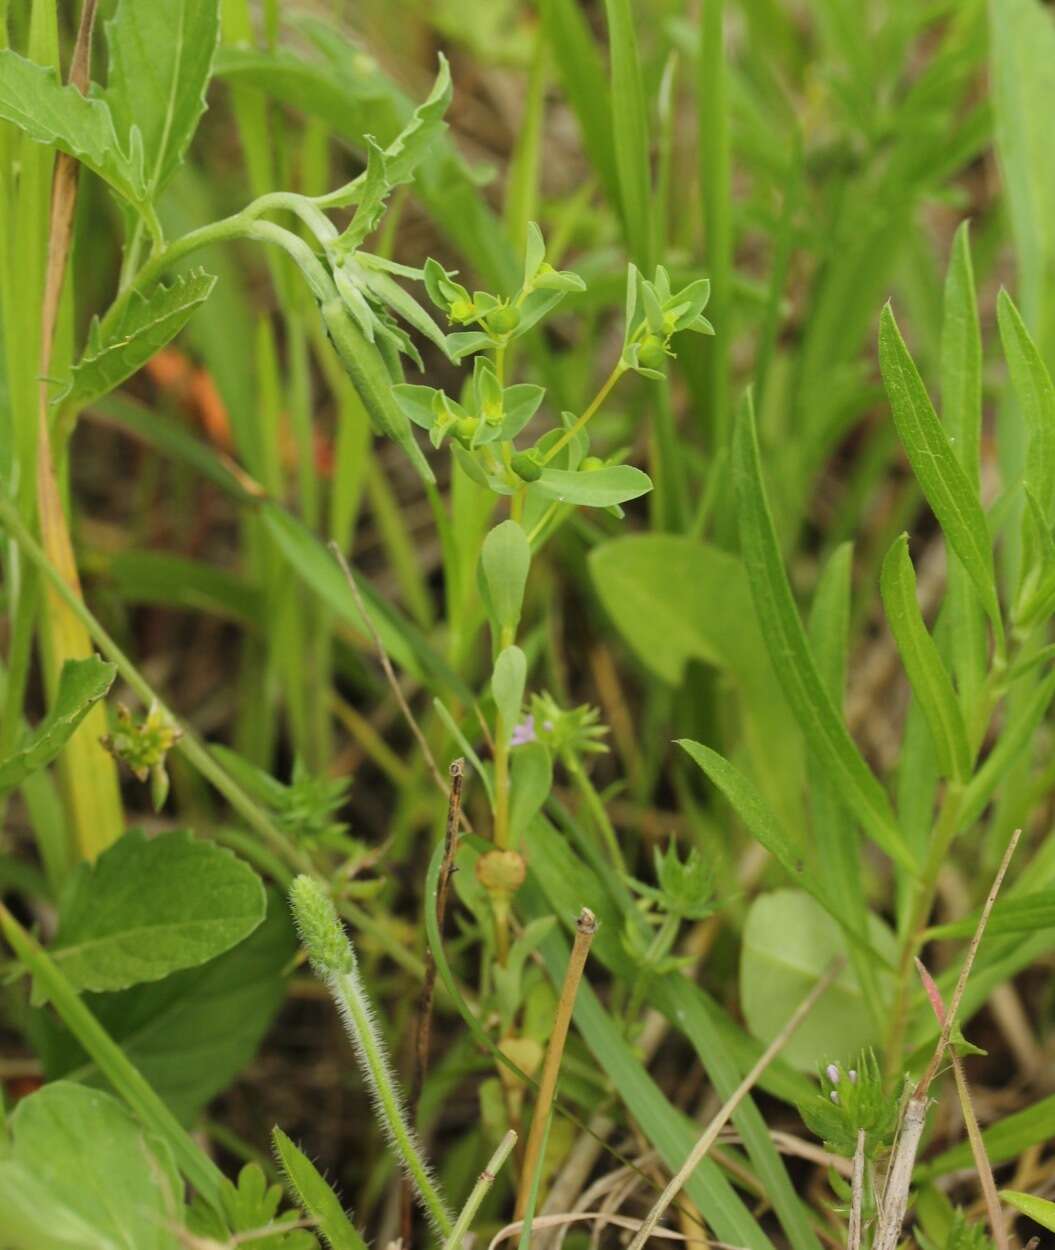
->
(48, 830, 265, 993)
(0, 657, 115, 795)
(797, 1050, 898, 1158)
(1000, 1189, 1055, 1234)
(188, 1161, 318, 1248)
(273, 1128, 367, 1250)
(62, 271, 216, 410)
(0, 1082, 184, 1250)
(628, 841, 716, 921)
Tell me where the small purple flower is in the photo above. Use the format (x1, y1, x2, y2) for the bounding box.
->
(826, 1063, 840, 1085)
(510, 715, 536, 746)
(829, 1090, 839, 1104)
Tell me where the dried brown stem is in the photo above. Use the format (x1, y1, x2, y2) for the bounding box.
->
(514, 908, 598, 1221)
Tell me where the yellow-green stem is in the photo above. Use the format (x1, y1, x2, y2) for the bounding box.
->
(541, 363, 626, 466)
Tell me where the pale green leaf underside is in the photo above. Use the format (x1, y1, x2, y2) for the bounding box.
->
(0, 1082, 183, 1250)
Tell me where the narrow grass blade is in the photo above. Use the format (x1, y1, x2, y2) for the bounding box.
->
(997, 288, 1055, 518)
(878, 303, 1004, 649)
(603, 0, 653, 269)
(880, 533, 971, 781)
(732, 394, 915, 870)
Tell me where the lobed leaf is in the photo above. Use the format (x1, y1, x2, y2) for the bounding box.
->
(62, 271, 216, 410)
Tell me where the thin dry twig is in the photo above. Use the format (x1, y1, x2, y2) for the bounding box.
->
(487, 1213, 748, 1250)
(515, 908, 599, 1220)
(873, 829, 1021, 1250)
(848, 1129, 865, 1250)
(627, 958, 843, 1250)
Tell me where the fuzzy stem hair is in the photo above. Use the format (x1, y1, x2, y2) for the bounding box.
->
(290, 875, 454, 1237)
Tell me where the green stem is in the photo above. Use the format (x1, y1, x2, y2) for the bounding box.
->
(291, 878, 453, 1236)
(884, 783, 964, 1078)
(562, 749, 626, 875)
(0, 496, 425, 978)
(443, 1130, 517, 1250)
(540, 363, 626, 466)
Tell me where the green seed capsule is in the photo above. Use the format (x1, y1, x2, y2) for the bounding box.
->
(638, 334, 668, 370)
(511, 453, 542, 482)
(581, 455, 605, 471)
(485, 305, 522, 335)
(455, 416, 480, 442)
(449, 298, 476, 323)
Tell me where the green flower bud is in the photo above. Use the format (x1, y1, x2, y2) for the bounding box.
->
(449, 298, 477, 323)
(510, 452, 542, 482)
(580, 455, 605, 472)
(455, 415, 480, 442)
(289, 875, 355, 976)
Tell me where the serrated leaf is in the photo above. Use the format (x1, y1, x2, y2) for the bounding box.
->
(48, 830, 265, 993)
(0, 657, 116, 795)
(530, 464, 652, 507)
(35, 892, 295, 1126)
(878, 303, 1003, 644)
(0, 1082, 183, 1250)
(997, 287, 1055, 518)
(880, 534, 971, 781)
(62, 271, 216, 410)
(104, 0, 220, 194)
(273, 1128, 367, 1250)
(0, 49, 145, 203)
(732, 395, 915, 871)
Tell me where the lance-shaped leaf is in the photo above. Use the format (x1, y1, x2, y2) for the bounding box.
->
(878, 303, 1003, 646)
(880, 534, 971, 781)
(104, 0, 220, 195)
(273, 1128, 368, 1250)
(0, 50, 145, 205)
(0, 657, 116, 796)
(732, 394, 915, 871)
(61, 271, 216, 410)
(997, 288, 1055, 518)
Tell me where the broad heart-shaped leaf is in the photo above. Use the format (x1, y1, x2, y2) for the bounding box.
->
(732, 397, 915, 871)
(740, 890, 896, 1071)
(997, 288, 1055, 519)
(33, 891, 295, 1126)
(530, 464, 652, 507)
(48, 829, 265, 993)
(589, 533, 806, 832)
(61, 270, 216, 410)
(104, 0, 220, 195)
(0, 656, 116, 795)
(0, 1082, 183, 1250)
(880, 534, 971, 782)
(878, 304, 1003, 644)
(0, 50, 146, 206)
(273, 1127, 368, 1250)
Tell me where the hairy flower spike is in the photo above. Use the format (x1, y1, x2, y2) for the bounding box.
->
(287, 877, 453, 1237)
(289, 876, 354, 976)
